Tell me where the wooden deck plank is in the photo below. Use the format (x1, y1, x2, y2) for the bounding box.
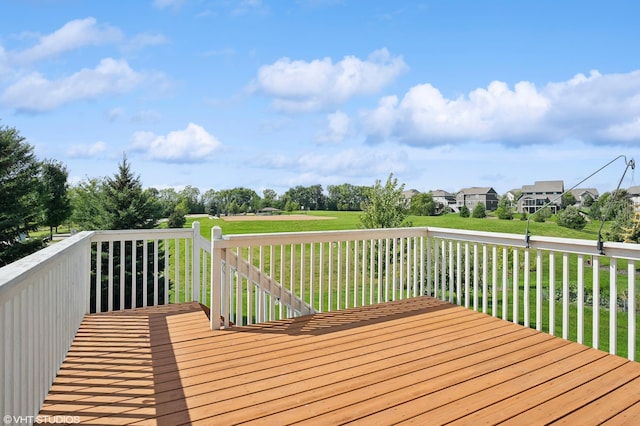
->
(39, 297, 640, 425)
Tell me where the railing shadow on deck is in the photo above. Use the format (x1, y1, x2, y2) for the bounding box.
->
(39, 304, 199, 425)
(221, 296, 457, 336)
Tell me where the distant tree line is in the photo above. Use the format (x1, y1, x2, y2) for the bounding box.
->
(3, 119, 640, 267)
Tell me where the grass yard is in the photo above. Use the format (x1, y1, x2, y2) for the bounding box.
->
(177, 211, 638, 359)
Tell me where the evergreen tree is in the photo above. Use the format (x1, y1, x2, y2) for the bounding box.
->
(557, 206, 587, 230)
(0, 124, 45, 265)
(495, 196, 513, 220)
(459, 205, 470, 218)
(103, 155, 162, 230)
(472, 203, 486, 218)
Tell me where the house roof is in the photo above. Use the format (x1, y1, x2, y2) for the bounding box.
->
(570, 188, 599, 198)
(628, 185, 640, 196)
(430, 189, 454, 197)
(458, 187, 496, 195)
(403, 189, 420, 198)
(521, 180, 564, 193)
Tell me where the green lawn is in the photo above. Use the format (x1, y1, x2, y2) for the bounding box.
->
(178, 211, 638, 359)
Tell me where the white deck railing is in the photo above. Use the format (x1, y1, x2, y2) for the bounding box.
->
(209, 226, 640, 362)
(0, 223, 208, 422)
(89, 222, 210, 313)
(0, 231, 92, 424)
(1, 223, 639, 421)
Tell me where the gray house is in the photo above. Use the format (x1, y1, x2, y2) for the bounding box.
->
(456, 187, 499, 211)
(517, 180, 564, 214)
(430, 189, 457, 213)
(569, 188, 599, 208)
(628, 186, 640, 212)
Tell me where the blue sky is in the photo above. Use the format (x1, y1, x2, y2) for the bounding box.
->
(1, 0, 639, 197)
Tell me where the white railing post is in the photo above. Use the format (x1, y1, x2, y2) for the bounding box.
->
(192, 221, 201, 303)
(211, 226, 223, 330)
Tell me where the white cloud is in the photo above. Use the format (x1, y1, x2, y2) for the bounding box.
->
(106, 107, 125, 122)
(11, 18, 123, 64)
(1, 58, 156, 112)
(316, 110, 352, 143)
(360, 70, 640, 146)
(259, 145, 407, 178)
(131, 123, 222, 163)
(251, 48, 408, 112)
(66, 141, 107, 158)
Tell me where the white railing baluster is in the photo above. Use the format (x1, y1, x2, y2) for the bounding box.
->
(562, 252, 570, 340)
(108, 241, 114, 312)
(457, 241, 462, 305)
(300, 243, 306, 311)
(440, 239, 446, 300)
(392, 238, 397, 301)
(524, 249, 530, 328)
(577, 255, 584, 344)
(328, 242, 333, 311)
(143, 240, 148, 307)
(465, 242, 470, 308)
(610, 258, 617, 355)
(628, 261, 636, 361)
(592, 255, 600, 350)
(352, 240, 358, 308)
(247, 247, 254, 324)
(492, 245, 498, 317)
(164, 239, 170, 305)
(376, 239, 382, 304)
(426, 237, 432, 296)
(502, 246, 508, 320)
(173, 238, 178, 304)
(473, 243, 479, 311)
(434, 239, 440, 300)
(96, 242, 102, 312)
(120, 240, 125, 310)
(549, 253, 555, 336)
(310, 243, 315, 311)
(482, 244, 488, 314)
(536, 250, 543, 331)
(449, 240, 455, 303)
(153, 240, 159, 307)
(369, 239, 375, 304)
(513, 248, 518, 324)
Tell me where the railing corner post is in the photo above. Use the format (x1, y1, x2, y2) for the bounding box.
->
(211, 226, 223, 329)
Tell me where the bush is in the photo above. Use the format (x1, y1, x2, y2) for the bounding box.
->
(472, 203, 486, 218)
(557, 206, 587, 230)
(459, 205, 470, 218)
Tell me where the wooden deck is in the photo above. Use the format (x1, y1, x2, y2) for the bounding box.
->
(40, 297, 640, 425)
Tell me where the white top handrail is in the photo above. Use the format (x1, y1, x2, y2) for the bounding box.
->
(427, 226, 640, 260)
(213, 227, 427, 248)
(0, 231, 94, 296)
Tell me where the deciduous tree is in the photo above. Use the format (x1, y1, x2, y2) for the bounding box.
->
(360, 174, 410, 229)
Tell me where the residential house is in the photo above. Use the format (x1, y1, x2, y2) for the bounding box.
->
(569, 188, 599, 208)
(456, 187, 499, 211)
(628, 186, 640, 212)
(402, 189, 420, 208)
(430, 189, 457, 213)
(517, 180, 564, 214)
